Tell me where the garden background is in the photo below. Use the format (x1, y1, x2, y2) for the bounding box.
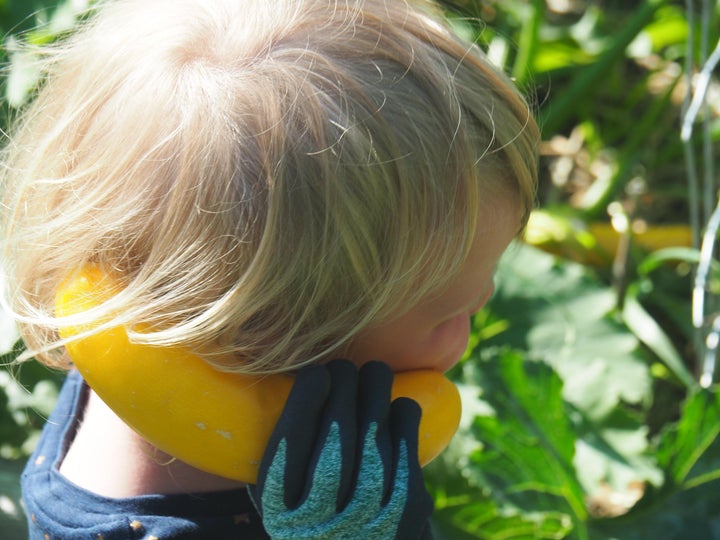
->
(1, 0, 719, 538)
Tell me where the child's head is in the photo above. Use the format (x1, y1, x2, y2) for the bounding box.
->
(2, 0, 538, 374)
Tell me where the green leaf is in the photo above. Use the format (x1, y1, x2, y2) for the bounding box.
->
(465, 351, 587, 521)
(0, 458, 27, 539)
(540, 0, 665, 134)
(429, 349, 580, 539)
(621, 288, 695, 389)
(4, 40, 41, 108)
(627, 5, 689, 57)
(474, 243, 662, 514)
(573, 406, 663, 498)
(637, 247, 705, 276)
(0, 361, 62, 459)
(3, 0, 95, 107)
(590, 390, 720, 539)
(533, 42, 595, 74)
(484, 243, 652, 421)
(656, 388, 720, 487)
(434, 499, 573, 540)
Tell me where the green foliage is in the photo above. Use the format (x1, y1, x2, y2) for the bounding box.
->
(0, 2, 88, 535)
(428, 244, 720, 539)
(0, 458, 27, 540)
(0, 351, 62, 537)
(1, 0, 91, 112)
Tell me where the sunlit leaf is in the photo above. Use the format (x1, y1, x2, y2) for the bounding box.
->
(628, 5, 689, 57)
(484, 242, 652, 421)
(4, 43, 41, 108)
(471, 243, 664, 518)
(592, 388, 720, 539)
(533, 42, 595, 73)
(656, 388, 720, 486)
(622, 288, 695, 388)
(429, 349, 580, 539)
(465, 350, 586, 520)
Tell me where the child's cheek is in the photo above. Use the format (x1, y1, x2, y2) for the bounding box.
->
(425, 313, 471, 373)
(379, 314, 471, 374)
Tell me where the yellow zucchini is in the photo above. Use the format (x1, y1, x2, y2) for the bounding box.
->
(55, 266, 462, 483)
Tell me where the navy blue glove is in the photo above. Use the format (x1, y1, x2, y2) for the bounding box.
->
(248, 359, 434, 539)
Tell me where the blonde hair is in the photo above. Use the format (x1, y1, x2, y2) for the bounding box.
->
(2, 0, 538, 374)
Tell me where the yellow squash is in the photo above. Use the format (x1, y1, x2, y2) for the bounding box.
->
(525, 210, 693, 267)
(55, 266, 462, 484)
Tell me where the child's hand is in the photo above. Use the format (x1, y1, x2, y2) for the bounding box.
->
(248, 359, 434, 539)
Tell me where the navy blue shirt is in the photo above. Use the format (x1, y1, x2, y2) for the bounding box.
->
(22, 370, 270, 539)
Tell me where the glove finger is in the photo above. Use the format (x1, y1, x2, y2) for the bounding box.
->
(255, 363, 331, 509)
(308, 358, 359, 512)
(354, 361, 394, 503)
(388, 396, 435, 538)
(420, 522, 436, 540)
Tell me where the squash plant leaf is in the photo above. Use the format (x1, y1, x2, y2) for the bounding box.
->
(480, 243, 661, 493)
(589, 388, 720, 539)
(429, 242, 670, 538)
(466, 349, 587, 520)
(656, 387, 720, 488)
(427, 348, 581, 539)
(484, 242, 652, 422)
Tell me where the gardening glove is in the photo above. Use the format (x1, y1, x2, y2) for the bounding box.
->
(248, 359, 434, 539)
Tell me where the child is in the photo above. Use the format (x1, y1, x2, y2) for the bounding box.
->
(1, 0, 538, 537)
